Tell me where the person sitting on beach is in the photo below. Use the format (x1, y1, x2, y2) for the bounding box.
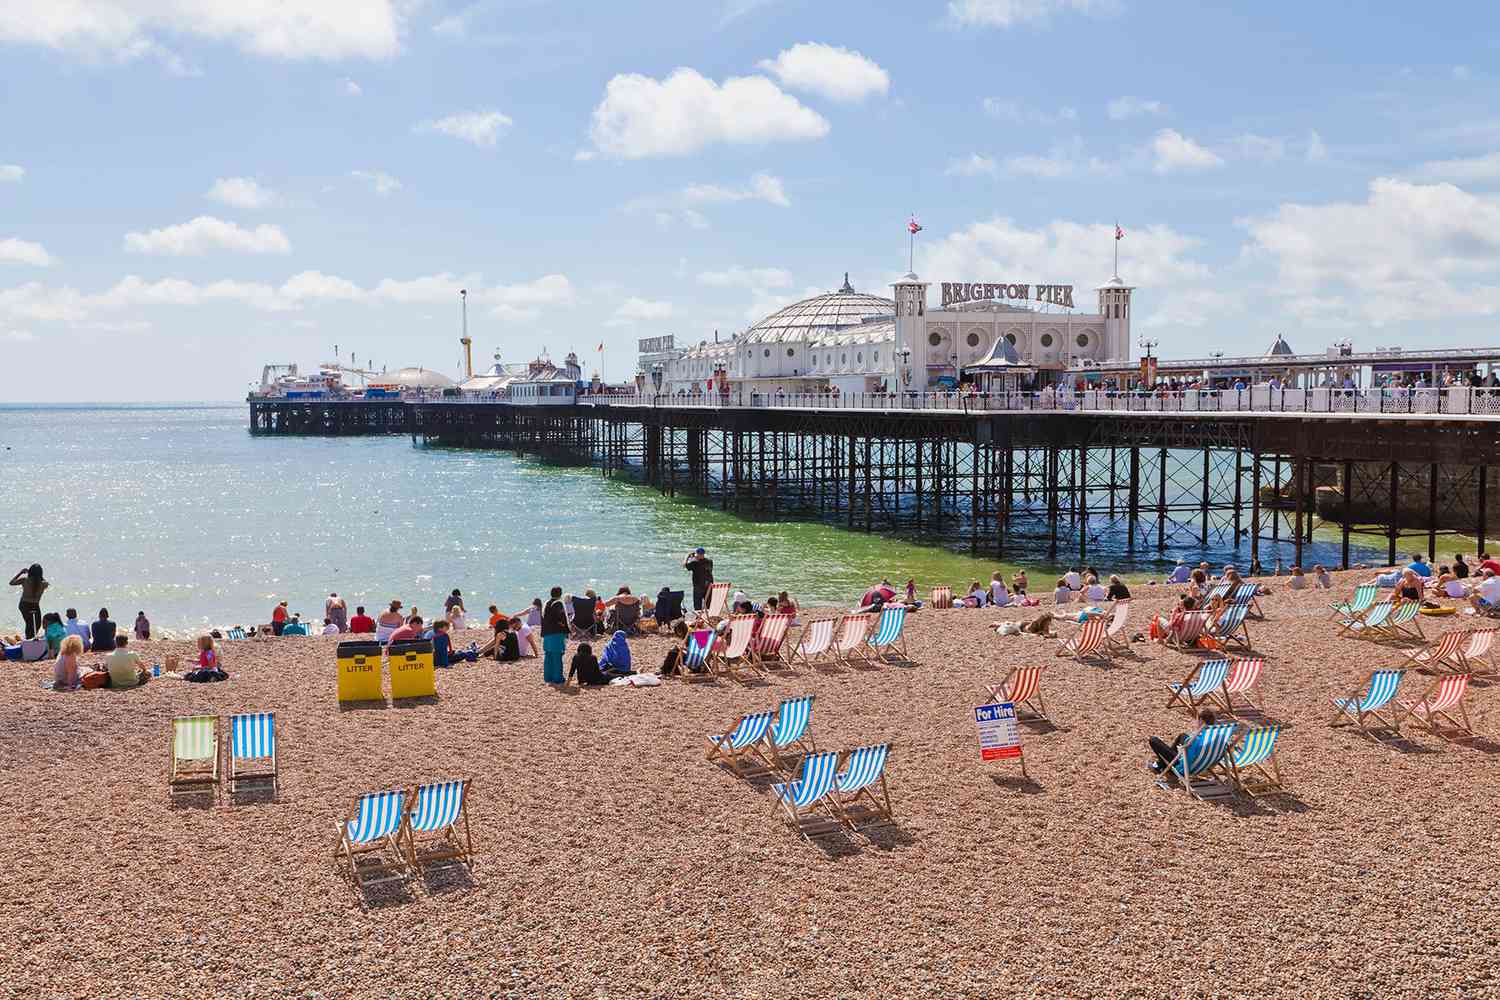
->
(1063, 567, 1082, 591)
(377, 601, 404, 628)
(658, 621, 692, 676)
(492, 618, 522, 661)
(105, 634, 148, 688)
(64, 608, 91, 650)
(1288, 566, 1308, 590)
(388, 616, 423, 644)
(1407, 554, 1433, 578)
(431, 619, 478, 667)
(445, 589, 466, 617)
(320, 617, 339, 636)
(1313, 565, 1332, 589)
(185, 634, 228, 683)
(280, 615, 309, 637)
(447, 602, 467, 633)
(1052, 579, 1071, 605)
(53, 634, 84, 691)
(42, 613, 65, 656)
(1106, 575, 1131, 601)
(1468, 569, 1500, 612)
(1083, 575, 1107, 603)
(599, 630, 634, 679)
(959, 581, 985, 608)
(348, 606, 375, 633)
(326, 593, 348, 633)
(988, 572, 1011, 608)
(1453, 553, 1470, 579)
(133, 611, 150, 641)
(1148, 708, 1218, 775)
(1167, 559, 1191, 585)
(1186, 569, 1208, 602)
(90, 609, 117, 653)
(1436, 565, 1467, 599)
(566, 642, 607, 687)
(604, 587, 642, 633)
(1397, 569, 1423, 603)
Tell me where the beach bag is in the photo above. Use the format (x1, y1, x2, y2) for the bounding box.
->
(1149, 617, 1164, 641)
(1197, 635, 1221, 651)
(19, 638, 47, 662)
(80, 670, 108, 690)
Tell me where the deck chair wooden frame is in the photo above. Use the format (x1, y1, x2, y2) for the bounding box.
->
(1338, 598, 1394, 638)
(985, 666, 1049, 723)
(1222, 726, 1288, 797)
(1329, 583, 1379, 622)
(830, 744, 894, 831)
(787, 617, 836, 667)
(867, 606, 909, 662)
(1231, 584, 1264, 620)
(1403, 630, 1468, 673)
(1460, 628, 1498, 676)
(770, 751, 843, 840)
(169, 715, 220, 801)
(831, 614, 873, 666)
(403, 779, 475, 870)
(334, 789, 409, 889)
(703, 582, 731, 621)
(1398, 673, 1475, 738)
(227, 711, 278, 798)
(1165, 610, 1210, 650)
(712, 615, 760, 680)
(1215, 658, 1266, 716)
(1159, 723, 1238, 801)
(762, 696, 816, 775)
(1165, 659, 1231, 714)
(706, 710, 775, 775)
(1330, 669, 1405, 737)
(1374, 600, 1425, 643)
(1103, 600, 1132, 653)
(751, 613, 795, 671)
(1055, 616, 1112, 663)
(1208, 604, 1252, 651)
(677, 628, 716, 682)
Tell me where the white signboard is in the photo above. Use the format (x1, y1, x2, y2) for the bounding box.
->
(974, 702, 1024, 763)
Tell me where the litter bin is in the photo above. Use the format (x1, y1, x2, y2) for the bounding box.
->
(336, 640, 384, 702)
(388, 639, 436, 699)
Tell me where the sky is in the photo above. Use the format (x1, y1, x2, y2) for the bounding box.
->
(3, 0, 1500, 401)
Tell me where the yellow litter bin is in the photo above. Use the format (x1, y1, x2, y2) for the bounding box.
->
(388, 639, 436, 699)
(336, 640, 384, 702)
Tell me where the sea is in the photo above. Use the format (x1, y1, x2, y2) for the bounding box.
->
(0, 404, 1389, 633)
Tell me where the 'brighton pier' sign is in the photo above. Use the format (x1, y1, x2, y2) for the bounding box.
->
(940, 282, 1074, 309)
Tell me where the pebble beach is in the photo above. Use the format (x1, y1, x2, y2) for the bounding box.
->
(4, 567, 1498, 999)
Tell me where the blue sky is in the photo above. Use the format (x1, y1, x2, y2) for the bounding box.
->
(4, 0, 1499, 400)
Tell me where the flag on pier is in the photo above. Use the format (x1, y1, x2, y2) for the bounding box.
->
(908, 216, 923, 234)
(1115, 223, 1125, 240)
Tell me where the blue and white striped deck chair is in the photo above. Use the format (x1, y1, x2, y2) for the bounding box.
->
(1209, 602, 1251, 650)
(225, 627, 247, 641)
(706, 710, 775, 775)
(1205, 582, 1232, 604)
(764, 696, 816, 774)
(228, 712, 278, 798)
(1225, 726, 1287, 797)
(770, 750, 842, 839)
(1165, 659, 1230, 714)
(1160, 722, 1238, 800)
(1330, 669, 1405, 736)
(335, 789, 408, 888)
(1231, 583, 1263, 619)
(867, 605, 908, 662)
(1339, 598, 1393, 637)
(832, 743, 894, 830)
(678, 628, 715, 681)
(404, 778, 474, 870)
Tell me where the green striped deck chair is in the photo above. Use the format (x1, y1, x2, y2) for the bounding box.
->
(1223, 726, 1287, 797)
(169, 715, 220, 801)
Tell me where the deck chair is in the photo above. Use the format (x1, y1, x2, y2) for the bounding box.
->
(169, 715, 220, 800)
(653, 590, 685, 625)
(1224, 726, 1287, 797)
(763, 695, 816, 774)
(1159, 722, 1238, 801)
(706, 710, 775, 774)
(788, 617, 836, 667)
(1056, 616, 1111, 663)
(1165, 658, 1231, 714)
(570, 596, 603, 638)
(703, 582, 731, 620)
(832, 744, 894, 831)
(1330, 669, 1405, 736)
(1338, 598, 1393, 637)
(1398, 673, 1474, 738)
(1377, 600, 1425, 643)
(1205, 582, 1232, 603)
(1103, 600, 1132, 653)
(1217, 658, 1266, 716)
(713, 615, 759, 680)
(677, 628, 715, 681)
(867, 606, 908, 662)
(770, 750, 842, 839)
(751, 613, 795, 670)
(930, 586, 953, 609)
(985, 666, 1049, 722)
(832, 614, 873, 665)
(1330, 583, 1378, 622)
(226, 627, 247, 641)
(1231, 583, 1264, 619)
(1460, 628, 1498, 675)
(607, 600, 641, 635)
(335, 789, 408, 888)
(228, 712, 278, 798)
(404, 779, 475, 870)
(1166, 610, 1210, 649)
(1403, 630, 1469, 673)
(1208, 603, 1251, 651)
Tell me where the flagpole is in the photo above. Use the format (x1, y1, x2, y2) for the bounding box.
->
(1113, 220, 1119, 280)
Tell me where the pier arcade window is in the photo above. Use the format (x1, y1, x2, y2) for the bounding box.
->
(763, 348, 771, 357)
(1076, 333, 1089, 348)
(928, 332, 942, 346)
(1039, 333, 1054, 348)
(786, 348, 795, 357)
(1005, 333, 1017, 345)
(966, 332, 980, 347)
(856, 352, 863, 364)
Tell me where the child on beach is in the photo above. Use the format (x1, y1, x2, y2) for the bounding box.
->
(431, 619, 478, 667)
(43, 613, 66, 656)
(186, 634, 227, 682)
(53, 634, 84, 690)
(1011, 570, 1028, 596)
(566, 643, 607, 686)
(1314, 565, 1332, 589)
(1053, 579, 1071, 605)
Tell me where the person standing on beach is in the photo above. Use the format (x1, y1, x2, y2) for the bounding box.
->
(133, 612, 150, 640)
(9, 564, 47, 639)
(684, 548, 714, 611)
(326, 593, 348, 633)
(271, 600, 288, 636)
(541, 586, 568, 684)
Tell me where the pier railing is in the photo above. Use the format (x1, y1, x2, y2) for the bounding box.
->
(575, 385, 1500, 417)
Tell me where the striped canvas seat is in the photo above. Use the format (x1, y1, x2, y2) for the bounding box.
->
(1104, 600, 1132, 651)
(1166, 659, 1231, 713)
(1330, 584, 1378, 621)
(713, 615, 759, 680)
(228, 712, 278, 797)
(1219, 658, 1266, 715)
(789, 618, 836, 666)
(1210, 603, 1251, 650)
(986, 666, 1048, 722)
(867, 606, 908, 661)
(1162, 723, 1238, 800)
(706, 710, 775, 774)
(169, 715, 219, 800)
(405, 779, 474, 869)
(764, 696, 815, 772)
(1461, 628, 1498, 674)
(1380, 600, 1425, 642)
(704, 582, 731, 620)
(680, 628, 714, 678)
(770, 750, 842, 839)
(1056, 616, 1111, 663)
(1341, 599, 1393, 636)
(1226, 726, 1287, 797)
(1166, 610, 1210, 649)
(832, 614, 873, 665)
(1405, 630, 1468, 672)
(832, 744, 894, 830)
(1205, 582, 1232, 603)
(752, 613, 794, 669)
(930, 586, 953, 609)
(335, 789, 408, 888)
(226, 627, 247, 640)
(1330, 669, 1405, 735)
(1399, 673, 1474, 737)
(1231, 583, 1263, 618)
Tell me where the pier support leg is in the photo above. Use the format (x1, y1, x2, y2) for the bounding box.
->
(1293, 456, 1305, 570)
(1341, 459, 1353, 570)
(1388, 461, 1400, 567)
(1157, 447, 1167, 551)
(1478, 465, 1488, 558)
(1251, 454, 1261, 569)
(1427, 463, 1439, 563)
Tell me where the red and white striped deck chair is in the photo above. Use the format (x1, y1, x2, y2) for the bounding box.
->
(831, 614, 873, 665)
(1056, 616, 1112, 663)
(1166, 611, 1210, 649)
(703, 582, 731, 622)
(712, 614, 759, 680)
(985, 666, 1049, 722)
(930, 585, 953, 609)
(1460, 628, 1498, 676)
(1103, 600, 1132, 653)
(1215, 657, 1266, 716)
(788, 617, 836, 667)
(751, 613, 794, 670)
(1403, 630, 1468, 673)
(1398, 673, 1474, 738)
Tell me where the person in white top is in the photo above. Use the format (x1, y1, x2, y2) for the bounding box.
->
(63, 609, 92, 650)
(1083, 575, 1107, 602)
(1063, 568, 1082, 591)
(321, 618, 339, 635)
(988, 572, 1010, 607)
(448, 605, 467, 632)
(515, 619, 539, 657)
(1470, 570, 1500, 610)
(1053, 580, 1072, 605)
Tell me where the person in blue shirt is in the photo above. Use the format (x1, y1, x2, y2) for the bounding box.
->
(1167, 559, 1191, 584)
(599, 630, 634, 679)
(280, 616, 309, 637)
(1407, 554, 1434, 577)
(430, 619, 477, 667)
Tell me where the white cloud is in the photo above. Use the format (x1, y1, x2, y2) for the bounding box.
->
(949, 0, 1118, 28)
(681, 172, 790, 207)
(123, 216, 291, 255)
(1107, 95, 1166, 120)
(1417, 151, 1500, 184)
(588, 68, 829, 158)
(718, 0, 776, 26)
(340, 77, 362, 97)
(206, 176, 274, 209)
(0, 1, 403, 62)
(0, 165, 23, 183)
(0, 238, 56, 267)
(281, 270, 363, 302)
(1305, 130, 1327, 163)
(607, 296, 674, 325)
(3, 329, 36, 342)
(1241, 178, 1500, 324)
(756, 42, 889, 103)
(1227, 133, 1286, 162)
(946, 153, 997, 177)
(483, 274, 576, 320)
(1002, 141, 1109, 178)
(697, 267, 793, 289)
(349, 170, 401, 196)
(981, 98, 1075, 123)
(418, 109, 512, 147)
(100, 275, 292, 311)
(1150, 129, 1223, 173)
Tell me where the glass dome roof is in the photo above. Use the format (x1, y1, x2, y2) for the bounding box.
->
(743, 274, 894, 343)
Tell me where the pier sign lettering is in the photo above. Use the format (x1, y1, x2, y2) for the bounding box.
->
(638, 335, 675, 353)
(974, 702, 1023, 761)
(941, 282, 1074, 309)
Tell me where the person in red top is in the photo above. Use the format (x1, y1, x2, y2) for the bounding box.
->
(270, 600, 288, 636)
(387, 616, 423, 643)
(1481, 552, 1500, 576)
(348, 605, 375, 634)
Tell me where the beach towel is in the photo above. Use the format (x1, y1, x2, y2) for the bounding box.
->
(600, 630, 632, 674)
